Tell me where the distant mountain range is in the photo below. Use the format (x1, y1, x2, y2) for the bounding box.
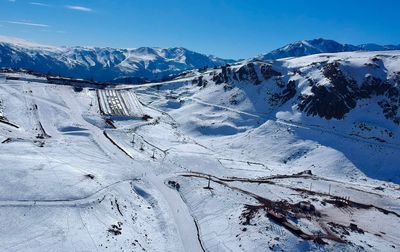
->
(0, 36, 234, 83)
(258, 38, 400, 60)
(0, 36, 399, 82)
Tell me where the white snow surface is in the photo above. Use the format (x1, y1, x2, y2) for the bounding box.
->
(0, 50, 399, 251)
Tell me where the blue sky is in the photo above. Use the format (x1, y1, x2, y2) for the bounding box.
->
(0, 0, 399, 59)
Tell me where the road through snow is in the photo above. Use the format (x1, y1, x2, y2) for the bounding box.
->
(146, 173, 205, 252)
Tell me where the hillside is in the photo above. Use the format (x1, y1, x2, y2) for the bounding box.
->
(0, 49, 399, 251)
(143, 50, 400, 183)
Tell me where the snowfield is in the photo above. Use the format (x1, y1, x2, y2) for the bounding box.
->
(0, 50, 400, 251)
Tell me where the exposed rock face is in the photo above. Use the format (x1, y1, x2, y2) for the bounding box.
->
(212, 65, 230, 84)
(189, 52, 400, 127)
(236, 63, 261, 85)
(298, 61, 400, 123)
(209, 62, 283, 86)
(270, 80, 297, 106)
(260, 63, 282, 80)
(298, 62, 358, 120)
(360, 74, 400, 124)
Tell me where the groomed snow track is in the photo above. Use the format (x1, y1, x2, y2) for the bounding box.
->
(97, 89, 144, 117)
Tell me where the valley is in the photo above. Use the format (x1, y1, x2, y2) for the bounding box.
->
(0, 49, 399, 251)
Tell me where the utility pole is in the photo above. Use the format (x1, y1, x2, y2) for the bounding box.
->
(204, 175, 212, 190)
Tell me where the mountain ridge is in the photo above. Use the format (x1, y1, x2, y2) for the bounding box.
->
(0, 36, 234, 83)
(259, 38, 400, 60)
(1, 36, 400, 83)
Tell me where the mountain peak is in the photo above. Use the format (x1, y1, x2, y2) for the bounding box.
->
(259, 38, 399, 60)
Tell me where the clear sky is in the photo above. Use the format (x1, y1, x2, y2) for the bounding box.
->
(0, 0, 399, 59)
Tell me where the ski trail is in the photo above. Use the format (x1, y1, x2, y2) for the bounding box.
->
(0, 179, 136, 207)
(184, 96, 261, 118)
(145, 173, 205, 252)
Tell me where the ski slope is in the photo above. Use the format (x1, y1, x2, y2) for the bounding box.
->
(0, 75, 187, 251)
(0, 52, 400, 252)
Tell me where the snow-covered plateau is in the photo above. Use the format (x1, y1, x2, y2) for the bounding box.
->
(0, 47, 399, 251)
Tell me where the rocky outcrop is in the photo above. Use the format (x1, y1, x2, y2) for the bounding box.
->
(298, 62, 358, 120)
(297, 61, 400, 123)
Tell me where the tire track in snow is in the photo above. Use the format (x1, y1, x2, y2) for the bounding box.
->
(0, 179, 138, 207)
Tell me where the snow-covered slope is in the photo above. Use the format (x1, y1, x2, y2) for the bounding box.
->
(0, 36, 234, 83)
(0, 50, 399, 251)
(259, 38, 400, 60)
(143, 50, 400, 182)
(132, 50, 400, 251)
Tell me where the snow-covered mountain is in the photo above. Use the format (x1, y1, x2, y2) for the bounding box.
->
(131, 50, 400, 250)
(1, 36, 400, 251)
(2, 36, 399, 84)
(259, 38, 400, 60)
(159, 50, 400, 181)
(1, 49, 400, 251)
(0, 36, 234, 83)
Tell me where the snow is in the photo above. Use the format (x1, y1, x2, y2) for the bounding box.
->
(0, 36, 234, 82)
(97, 89, 144, 117)
(0, 76, 185, 251)
(0, 49, 400, 251)
(259, 38, 400, 60)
